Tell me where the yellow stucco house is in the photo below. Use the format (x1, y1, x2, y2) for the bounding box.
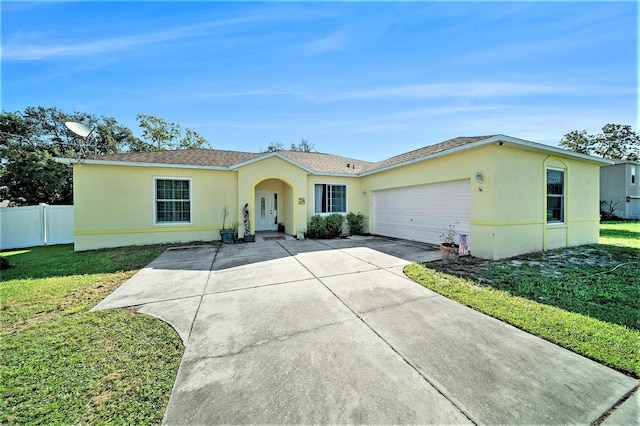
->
(58, 134, 613, 259)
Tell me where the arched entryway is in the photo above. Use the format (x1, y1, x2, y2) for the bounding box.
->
(254, 178, 295, 234)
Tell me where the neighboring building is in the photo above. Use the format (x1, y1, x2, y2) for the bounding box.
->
(600, 160, 640, 219)
(57, 134, 613, 260)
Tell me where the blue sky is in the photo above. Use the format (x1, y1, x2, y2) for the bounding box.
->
(2, 1, 637, 161)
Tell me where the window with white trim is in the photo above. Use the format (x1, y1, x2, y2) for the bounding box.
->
(631, 166, 636, 185)
(314, 184, 347, 213)
(546, 169, 564, 223)
(155, 178, 191, 223)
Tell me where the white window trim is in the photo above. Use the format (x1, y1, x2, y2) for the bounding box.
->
(631, 166, 636, 185)
(546, 167, 565, 224)
(313, 182, 348, 215)
(153, 177, 193, 226)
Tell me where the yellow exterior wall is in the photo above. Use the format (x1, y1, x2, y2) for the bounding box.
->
(73, 164, 237, 251)
(361, 145, 602, 259)
(236, 157, 307, 237)
(361, 146, 493, 256)
(72, 144, 603, 258)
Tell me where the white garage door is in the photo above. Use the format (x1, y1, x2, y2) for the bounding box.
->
(373, 179, 471, 246)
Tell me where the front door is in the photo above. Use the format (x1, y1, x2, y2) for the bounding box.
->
(255, 191, 279, 231)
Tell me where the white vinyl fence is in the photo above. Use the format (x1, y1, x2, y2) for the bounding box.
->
(0, 204, 74, 250)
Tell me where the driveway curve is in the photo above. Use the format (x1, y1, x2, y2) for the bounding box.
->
(92, 237, 637, 425)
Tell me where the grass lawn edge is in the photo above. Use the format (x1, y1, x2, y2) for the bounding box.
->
(404, 263, 640, 379)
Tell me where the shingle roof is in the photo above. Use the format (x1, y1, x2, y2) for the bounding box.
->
(278, 151, 373, 175)
(363, 135, 497, 172)
(87, 149, 261, 167)
(84, 135, 497, 174)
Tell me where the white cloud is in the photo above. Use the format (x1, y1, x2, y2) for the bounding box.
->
(2, 14, 279, 61)
(317, 82, 630, 102)
(300, 30, 348, 55)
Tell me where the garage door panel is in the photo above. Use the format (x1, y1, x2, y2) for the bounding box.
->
(373, 180, 471, 246)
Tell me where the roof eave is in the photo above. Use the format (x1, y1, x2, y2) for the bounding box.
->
(360, 134, 614, 176)
(488, 135, 616, 166)
(359, 138, 495, 176)
(55, 157, 230, 171)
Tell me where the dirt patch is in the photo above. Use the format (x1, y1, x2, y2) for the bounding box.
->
(432, 255, 490, 280)
(430, 245, 632, 283)
(91, 389, 115, 406)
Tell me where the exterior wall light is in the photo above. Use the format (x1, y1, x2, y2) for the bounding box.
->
(362, 190, 368, 196)
(475, 172, 484, 184)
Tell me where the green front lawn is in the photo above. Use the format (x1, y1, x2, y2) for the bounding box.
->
(405, 222, 640, 378)
(1, 244, 183, 425)
(600, 221, 640, 248)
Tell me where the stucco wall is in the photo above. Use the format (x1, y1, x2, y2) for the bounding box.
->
(72, 143, 604, 257)
(362, 146, 494, 257)
(73, 164, 236, 251)
(236, 156, 307, 237)
(361, 144, 602, 259)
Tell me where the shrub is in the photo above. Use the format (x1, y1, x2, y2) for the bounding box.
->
(325, 214, 344, 238)
(306, 215, 328, 239)
(346, 212, 365, 235)
(0, 256, 11, 270)
(307, 214, 354, 239)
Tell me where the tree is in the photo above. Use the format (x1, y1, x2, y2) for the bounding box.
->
(0, 108, 77, 205)
(180, 128, 208, 150)
(94, 117, 139, 155)
(290, 138, 315, 152)
(594, 124, 639, 160)
(558, 130, 592, 155)
(0, 141, 72, 205)
(560, 124, 639, 161)
(1, 107, 211, 205)
(263, 139, 315, 153)
(135, 114, 210, 151)
(263, 141, 284, 152)
(0, 107, 97, 205)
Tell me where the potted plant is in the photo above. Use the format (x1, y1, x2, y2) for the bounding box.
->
(439, 222, 460, 263)
(219, 206, 234, 244)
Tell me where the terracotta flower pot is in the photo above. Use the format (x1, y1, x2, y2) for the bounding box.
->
(440, 243, 459, 263)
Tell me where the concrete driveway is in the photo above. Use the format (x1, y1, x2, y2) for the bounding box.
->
(92, 236, 638, 425)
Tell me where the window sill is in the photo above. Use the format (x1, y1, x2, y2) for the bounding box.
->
(546, 222, 567, 228)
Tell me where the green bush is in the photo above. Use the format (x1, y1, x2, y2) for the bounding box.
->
(325, 214, 344, 237)
(0, 256, 11, 270)
(307, 213, 357, 238)
(346, 212, 365, 235)
(306, 215, 328, 239)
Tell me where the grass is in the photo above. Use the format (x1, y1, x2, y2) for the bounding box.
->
(405, 223, 640, 378)
(0, 244, 183, 425)
(600, 220, 640, 248)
